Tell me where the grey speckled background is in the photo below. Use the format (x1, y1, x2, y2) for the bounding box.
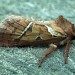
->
(0, 0, 75, 75)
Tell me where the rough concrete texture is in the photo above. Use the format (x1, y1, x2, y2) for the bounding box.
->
(0, 0, 75, 75)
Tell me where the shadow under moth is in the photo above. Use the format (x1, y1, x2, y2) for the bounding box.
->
(0, 15, 75, 67)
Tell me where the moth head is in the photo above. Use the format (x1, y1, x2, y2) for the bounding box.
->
(55, 16, 75, 40)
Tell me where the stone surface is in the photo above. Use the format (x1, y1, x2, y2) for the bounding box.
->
(0, 0, 75, 75)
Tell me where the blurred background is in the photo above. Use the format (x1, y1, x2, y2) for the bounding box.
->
(0, 0, 75, 75)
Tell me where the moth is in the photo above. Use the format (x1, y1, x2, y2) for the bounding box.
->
(0, 15, 75, 67)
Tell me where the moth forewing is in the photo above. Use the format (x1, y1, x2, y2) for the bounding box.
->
(0, 15, 67, 48)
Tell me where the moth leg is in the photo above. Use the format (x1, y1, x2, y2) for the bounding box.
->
(65, 38, 71, 64)
(38, 44, 57, 67)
